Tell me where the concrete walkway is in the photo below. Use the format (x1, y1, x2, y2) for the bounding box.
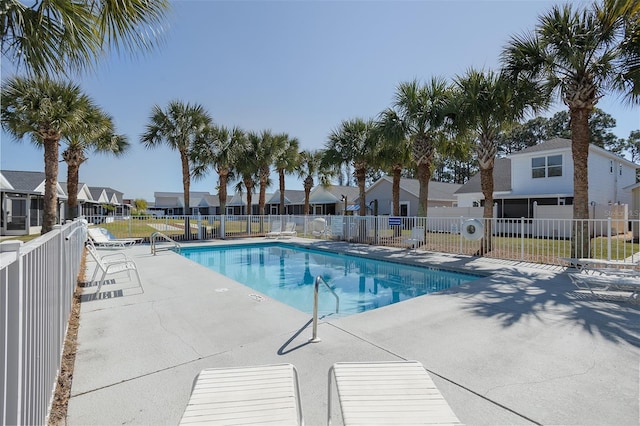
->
(67, 238, 640, 425)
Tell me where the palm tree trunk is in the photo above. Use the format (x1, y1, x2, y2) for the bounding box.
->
(356, 166, 366, 216)
(42, 136, 60, 234)
(245, 181, 253, 215)
(304, 176, 313, 215)
(392, 165, 401, 217)
(413, 135, 434, 217)
(479, 165, 494, 255)
(180, 150, 191, 238)
(416, 162, 430, 217)
(259, 168, 268, 216)
(218, 169, 228, 214)
(63, 145, 87, 220)
(571, 106, 591, 257)
(66, 163, 80, 219)
(279, 170, 285, 214)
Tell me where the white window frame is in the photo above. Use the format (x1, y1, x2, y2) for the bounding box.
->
(532, 154, 563, 179)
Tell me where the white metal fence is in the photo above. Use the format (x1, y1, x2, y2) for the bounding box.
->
(1, 219, 86, 425)
(86, 214, 640, 265)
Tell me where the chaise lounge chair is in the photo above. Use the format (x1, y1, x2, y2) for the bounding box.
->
(88, 227, 142, 247)
(328, 361, 462, 425)
(180, 363, 304, 425)
(279, 222, 298, 239)
(86, 240, 143, 295)
(265, 220, 283, 238)
(568, 272, 640, 302)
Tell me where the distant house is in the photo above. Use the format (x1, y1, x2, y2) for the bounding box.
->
(266, 189, 307, 215)
(308, 185, 360, 215)
(365, 176, 462, 216)
(226, 192, 274, 215)
(153, 191, 228, 215)
(1, 170, 67, 235)
(455, 138, 639, 218)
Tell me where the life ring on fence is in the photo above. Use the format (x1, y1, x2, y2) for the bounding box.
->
(461, 219, 484, 241)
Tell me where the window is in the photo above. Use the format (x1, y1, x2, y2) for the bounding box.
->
(532, 155, 562, 178)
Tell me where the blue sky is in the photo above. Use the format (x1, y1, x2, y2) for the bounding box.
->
(1, 0, 638, 201)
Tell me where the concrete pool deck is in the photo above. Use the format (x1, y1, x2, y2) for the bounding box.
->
(67, 238, 640, 425)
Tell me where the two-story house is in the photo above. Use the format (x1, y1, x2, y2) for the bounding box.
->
(455, 138, 638, 218)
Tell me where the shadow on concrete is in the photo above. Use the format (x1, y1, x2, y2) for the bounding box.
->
(454, 269, 640, 347)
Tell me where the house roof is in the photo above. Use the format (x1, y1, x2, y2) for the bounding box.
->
(508, 138, 571, 155)
(309, 185, 359, 204)
(454, 158, 512, 194)
(59, 182, 94, 202)
(509, 137, 638, 168)
(266, 189, 307, 205)
(226, 192, 273, 206)
(367, 176, 461, 201)
(1, 170, 48, 193)
(1, 170, 68, 198)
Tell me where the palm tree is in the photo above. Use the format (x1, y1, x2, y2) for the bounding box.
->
(324, 118, 380, 215)
(2, 0, 170, 77)
(62, 110, 129, 219)
(191, 125, 245, 215)
(247, 130, 279, 216)
(376, 109, 413, 216)
(1, 76, 104, 233)
(141, 100, 211, 237)
(387, 78, 453, 217)
(273, 133, 301, 215)
(501, 0, 640, 257)
(298, 150, 326, 215)
(451, 68, 545, 254)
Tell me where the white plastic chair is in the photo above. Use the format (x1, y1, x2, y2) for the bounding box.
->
(404, 226, 425, 250)
(86, 241, 143, 294)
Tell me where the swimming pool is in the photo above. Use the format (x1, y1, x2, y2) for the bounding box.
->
(180, 243, 481, 317)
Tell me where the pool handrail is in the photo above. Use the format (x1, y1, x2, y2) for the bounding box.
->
(150, 231, 181, 255)
(309, 275, 339, 343)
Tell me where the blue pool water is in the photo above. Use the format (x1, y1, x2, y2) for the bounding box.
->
(180, 243, 480, 317)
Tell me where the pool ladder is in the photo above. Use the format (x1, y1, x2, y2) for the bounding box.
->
(150, 231, 181, 255)
(309, 276, 339, 343)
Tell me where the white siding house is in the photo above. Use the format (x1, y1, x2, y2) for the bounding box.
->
(365, 176, 461, 216)
(455, 138, 638, 218)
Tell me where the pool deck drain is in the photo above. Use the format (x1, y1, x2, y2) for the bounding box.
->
(67, 238, 640, 425)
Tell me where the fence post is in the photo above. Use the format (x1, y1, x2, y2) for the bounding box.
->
(521, 217, 525, 262)
(607, 216, 612, 261)
(459, 216, 463, 254)
(220, 215, 226, 239)
(197, 213, 202, 240)
(1, 240, 24, 425)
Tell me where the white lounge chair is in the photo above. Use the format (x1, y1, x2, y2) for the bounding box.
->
(86, 241, 143, 295)
(266, 220, 282, 238)
(569, 272, 640, 302)
(559, 256, 640, 272)
(404, 226, 425, 250)
(328, 361, 461, 425)
(279, 222, 297, 238)
(88, 227, 141, 247)
(180, 363, 304, 425)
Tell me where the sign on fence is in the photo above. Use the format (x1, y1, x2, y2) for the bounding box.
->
(389, 217, 401, 226)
